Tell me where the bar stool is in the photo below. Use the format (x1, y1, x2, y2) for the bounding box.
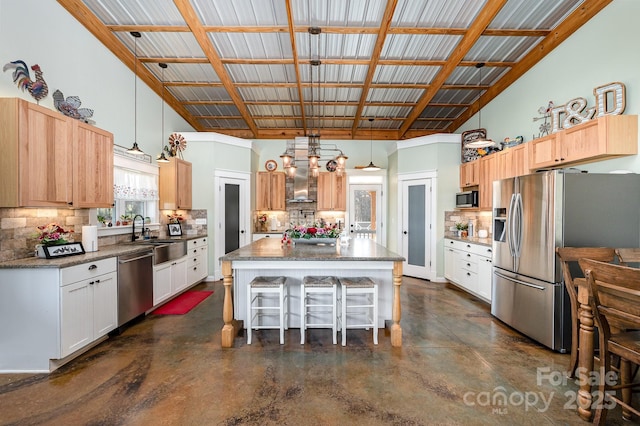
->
(300, 276, 339, 345)
(246, 276, 288, 345)
(339, 277, 378, 346)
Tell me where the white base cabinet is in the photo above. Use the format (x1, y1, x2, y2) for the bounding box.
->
(153, 257, 187, 307)
(186, 237, 208, 285)
(0, 257, 117, 373)
(444, 239, 492, 303)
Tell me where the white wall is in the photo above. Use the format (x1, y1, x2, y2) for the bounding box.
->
(456, 0, 640, 173)
(0, 0, 194, 158)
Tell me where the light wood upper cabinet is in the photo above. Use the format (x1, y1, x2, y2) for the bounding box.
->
(0, 98, 113, 208)
(497, 144, 529, 180)
(159, 157, 192, 210)
(478, 154, 497, 210)
(256, 171, 285, 211)
(460, 161, 479, 187)
(73, 121, 114, 208)
(317, 172, 346, 211)
(529, 114, 637, 170)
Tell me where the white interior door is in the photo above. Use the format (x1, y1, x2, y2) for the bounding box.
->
(400, 177, 433, 279)
(348, 184, 383, 245)
(214, 171, 250, 279)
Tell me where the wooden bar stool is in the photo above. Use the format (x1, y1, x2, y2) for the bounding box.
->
(246, 276, 288, 345)
(300, 276, 339, 345)
(339, 277, 378, 346)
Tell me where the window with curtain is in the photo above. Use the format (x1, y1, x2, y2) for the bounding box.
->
(97, 167, 159, 226)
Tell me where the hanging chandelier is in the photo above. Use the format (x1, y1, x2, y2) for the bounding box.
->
(126, 31, 145, 155)
(466, 63, 496, 148)
(363, 118, 381, 171)
(157, 63, 170, 163)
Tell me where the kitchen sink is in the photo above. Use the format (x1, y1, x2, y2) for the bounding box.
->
(131, 239, 187, 264)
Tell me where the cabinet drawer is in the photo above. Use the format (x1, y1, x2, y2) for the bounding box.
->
(470, 244, 492, 259)
(459, 255, 478, 273)
(188, 237, 207, 249)
(60, 257, 117, 286)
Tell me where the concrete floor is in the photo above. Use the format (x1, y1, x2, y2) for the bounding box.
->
(0, 277, 623, 425)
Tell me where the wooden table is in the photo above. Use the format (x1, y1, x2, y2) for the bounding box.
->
(219, 238, 405, 348)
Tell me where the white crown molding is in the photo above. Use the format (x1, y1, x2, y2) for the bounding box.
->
(397, 133, 461, 150)
(179, 131, 253, 149)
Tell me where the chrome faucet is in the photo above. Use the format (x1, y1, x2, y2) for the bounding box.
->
(131, 214, 145, 241)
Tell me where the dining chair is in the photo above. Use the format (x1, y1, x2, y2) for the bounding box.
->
(579, 258, 640, 425)
(556, 247, 616, 378)
(615, 248, 640, 267)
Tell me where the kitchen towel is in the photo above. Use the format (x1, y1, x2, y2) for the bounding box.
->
(82, 225, 98, 252)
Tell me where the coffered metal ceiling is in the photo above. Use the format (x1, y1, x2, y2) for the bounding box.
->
(58, 0, 610, 140)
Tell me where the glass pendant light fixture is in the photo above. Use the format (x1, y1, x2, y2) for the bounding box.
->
(157, 63, 170, 163)
(126, 31, 145, 155)
(363, 118, 381, 171)
(466, 63, 496, 148)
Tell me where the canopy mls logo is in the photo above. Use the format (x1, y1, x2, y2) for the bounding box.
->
(550, 82, 626, 133)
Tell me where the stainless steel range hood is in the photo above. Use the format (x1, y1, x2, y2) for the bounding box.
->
(288, 137, 315, 203)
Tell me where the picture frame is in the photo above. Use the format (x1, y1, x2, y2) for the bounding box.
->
(43, 242, 85, 259)
(167, 223, 182, 236)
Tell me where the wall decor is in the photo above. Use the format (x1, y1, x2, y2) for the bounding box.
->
(3, 60, 48, 103)
(461, 129, 486, 163)
(168, 223, 182, 236)
(265, 159, 277, 172)
(549, 82, 625, 133)
(52, 89, 94, 123)
(168, 132, 187, 159)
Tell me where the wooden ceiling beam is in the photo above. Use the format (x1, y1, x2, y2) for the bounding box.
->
(398, 0, 508, 137)
(173, 0, 258, 137)
(445, 0, 613, 133)
(56, 0, 203, 132)
(351, 0, 399, 136)
(285, 0, 308, 135)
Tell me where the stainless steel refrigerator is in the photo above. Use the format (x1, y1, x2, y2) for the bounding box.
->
(491, 170, 640, 352)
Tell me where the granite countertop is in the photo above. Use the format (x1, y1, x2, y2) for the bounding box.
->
(445, 234, 493, 247)
(220, 237, 405, 262)
(0, 234, 208, 269)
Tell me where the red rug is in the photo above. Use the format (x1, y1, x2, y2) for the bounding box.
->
(153, 290, 213, 315)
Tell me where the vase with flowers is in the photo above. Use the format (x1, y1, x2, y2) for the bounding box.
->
(33, 223, 73, 258)
(286, 223, 340, 245)
(257, 213, 268, 232)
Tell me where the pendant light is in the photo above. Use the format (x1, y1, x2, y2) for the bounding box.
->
(466, 63, 495, 148)
(126, 31, 144, 155)
(363, 118, 381, 171)
(157, 62, 170, 163)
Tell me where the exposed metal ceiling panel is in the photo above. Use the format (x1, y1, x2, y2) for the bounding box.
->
(61, 0, 604, 139)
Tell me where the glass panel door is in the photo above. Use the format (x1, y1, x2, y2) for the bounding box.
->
(349, 184, 382, 243)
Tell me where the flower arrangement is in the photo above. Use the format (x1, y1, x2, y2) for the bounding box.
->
(34, 223, 73, 246)
(287, 223, 340, 240)
(257, 214, 268, 224)
(168, 213, 184, 224)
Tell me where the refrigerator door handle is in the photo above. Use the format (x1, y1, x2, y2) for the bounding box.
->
(515, 192, 524, 257)
(507, 193, 517, 257)
(494, 271, 546, 291)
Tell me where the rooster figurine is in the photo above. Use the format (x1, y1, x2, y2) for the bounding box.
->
(3, 60, 49, 103)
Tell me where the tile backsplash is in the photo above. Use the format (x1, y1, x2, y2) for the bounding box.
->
(0, 208, 208, 262)
(444, 210, 493, 237)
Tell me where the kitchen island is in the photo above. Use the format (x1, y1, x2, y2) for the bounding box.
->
(219, 238, 405, 348)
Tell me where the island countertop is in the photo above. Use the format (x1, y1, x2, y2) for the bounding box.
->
(219, 237, 405, 262)
(219, 237, 405, 348)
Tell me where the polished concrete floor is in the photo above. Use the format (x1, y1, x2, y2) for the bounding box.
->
(0, 277, 627, 425)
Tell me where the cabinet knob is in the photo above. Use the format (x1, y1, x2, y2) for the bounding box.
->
(89, 281, 95, 285)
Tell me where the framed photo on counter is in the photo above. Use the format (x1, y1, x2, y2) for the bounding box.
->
(168, 223, 182, 236)
(42, 242, 86, 259)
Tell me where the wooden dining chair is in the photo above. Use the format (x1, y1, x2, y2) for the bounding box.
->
(616, 248, 640, 267)
(556, 247, 616, 378)
(579, 258, 640, 425)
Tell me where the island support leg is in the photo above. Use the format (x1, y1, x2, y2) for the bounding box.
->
(391, 261, 402, 347)
(221, 260, 236, 348)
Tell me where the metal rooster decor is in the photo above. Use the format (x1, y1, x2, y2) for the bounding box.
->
(3, 60, 48, 103)
(52, 89, 94, 123)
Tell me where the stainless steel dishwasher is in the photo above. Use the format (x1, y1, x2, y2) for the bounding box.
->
(117, 249, 154, 327)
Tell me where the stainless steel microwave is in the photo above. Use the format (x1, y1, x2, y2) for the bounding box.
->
(456, 190, 478, 208)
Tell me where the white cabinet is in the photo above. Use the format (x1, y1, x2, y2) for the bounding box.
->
(253, 233, 278, 241)
(444, 239, 492, 303)
(153, 262, 173, 306)
(59, 258, 117, 358)
(153, 257, 187, 307)
(186, 237, 208, 285)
